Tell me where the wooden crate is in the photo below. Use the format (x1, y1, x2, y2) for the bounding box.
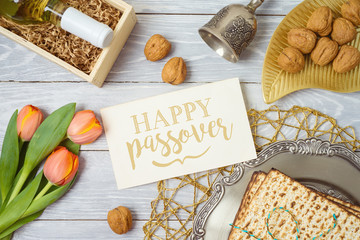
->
(0, 0, 137, 87)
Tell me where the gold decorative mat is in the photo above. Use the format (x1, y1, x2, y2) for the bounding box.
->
(143, 105, 360, 239)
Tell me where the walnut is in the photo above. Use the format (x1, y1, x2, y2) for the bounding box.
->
(333, 45, 360, 73)
(107, 206, 133, 235)
(341, 0, 360, 26)
(310, 37, 339, 66)
(287, 28, 317, 54)
(331, 18, 357, 45)
(307, 6, 333, 36)
(144, 34, 171, 61)
(278, 47, 305, 73)
(162, 57, 187, 84)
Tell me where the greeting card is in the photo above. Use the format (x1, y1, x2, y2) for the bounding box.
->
(101, 78, 256, 189)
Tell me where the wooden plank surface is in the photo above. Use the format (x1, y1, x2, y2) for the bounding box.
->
(1, 0, 360, 239)
(0, 15, 281, 83)
(122, 0, 295, 15)
(12, 220, 188, 239)
(1, 82, 360, 147)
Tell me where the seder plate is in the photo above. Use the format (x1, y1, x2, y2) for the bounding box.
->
(190, 138, 360, 240)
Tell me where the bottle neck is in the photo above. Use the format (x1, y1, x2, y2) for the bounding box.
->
(247, 0, 264, 13)
(42, 0, 68, 27)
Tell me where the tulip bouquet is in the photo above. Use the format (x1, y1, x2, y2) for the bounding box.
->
(0, 103, 102, 240)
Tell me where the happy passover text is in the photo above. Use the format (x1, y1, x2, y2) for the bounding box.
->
(126, 98, 233, 169)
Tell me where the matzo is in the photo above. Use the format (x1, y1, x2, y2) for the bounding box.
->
(231, 172, 360, 221)
(229, 172, 267, 239)
(229, 169, 360, 240)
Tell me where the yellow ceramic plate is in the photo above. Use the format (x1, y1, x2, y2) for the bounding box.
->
(262, 0, 360, 104)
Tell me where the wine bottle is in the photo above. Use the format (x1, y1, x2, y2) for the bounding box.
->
(0, 0, 114, 48)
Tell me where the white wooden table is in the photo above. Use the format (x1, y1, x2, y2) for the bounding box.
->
(1, 0, 360, 239)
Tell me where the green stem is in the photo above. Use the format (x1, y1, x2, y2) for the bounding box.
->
(7, 170, 29, 204)
(18, 139, 24, 153)
(33, 182, 52, 201)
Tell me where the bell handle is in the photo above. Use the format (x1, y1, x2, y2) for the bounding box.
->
(247, 0, 264, 12)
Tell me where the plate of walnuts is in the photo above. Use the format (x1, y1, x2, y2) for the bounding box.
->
(262, 0, 360, 104)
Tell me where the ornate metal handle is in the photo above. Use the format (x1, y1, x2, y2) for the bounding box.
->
(247, 0, 264, 12)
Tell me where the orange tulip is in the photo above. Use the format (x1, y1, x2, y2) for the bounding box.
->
(43, 146, 79, 186)
(17, 105, 43, 141)
(67, 110, 102, 145)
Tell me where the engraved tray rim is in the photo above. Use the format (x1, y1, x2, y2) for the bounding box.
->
(190, 137, 360, 240)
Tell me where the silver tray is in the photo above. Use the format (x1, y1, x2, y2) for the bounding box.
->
(190, 138, 360, 240)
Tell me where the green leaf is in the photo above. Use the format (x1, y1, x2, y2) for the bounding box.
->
(0, 171, 42, 233)
(0, 210, 43, 238)
(60, 139, 80, 155)
(8, 103, 76, 203)
(0, 111, 19, 204)
(0, 168, 22, 215)
(22, 174, 77, 218)
(0, 233, 12, 240)
(0, 165, 40, 214)
(24, 103, 76, 173)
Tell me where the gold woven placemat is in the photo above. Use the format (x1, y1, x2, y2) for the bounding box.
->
(143, 105, 360, 239)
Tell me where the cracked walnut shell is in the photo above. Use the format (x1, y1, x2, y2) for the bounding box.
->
(307, 6, 333, 36)
(331, 18, 357, 45)
(311, 37, 339, 66)
(341, 0, 360, 26)
(278, 47, 305, 73)
(107, 206, 133, 235)
(333, 45, 360, 73)
(162, 57, 187, 85)
(144, 34, 171, 61)
(287, 28, 317, 54)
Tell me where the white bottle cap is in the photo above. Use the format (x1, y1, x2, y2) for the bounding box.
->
(61, 7, 114, 48)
